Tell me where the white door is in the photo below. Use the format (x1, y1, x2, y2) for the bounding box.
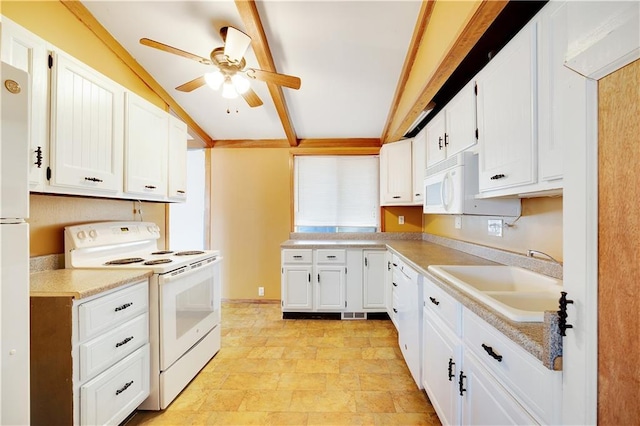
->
(282, 265, 313, 310)
(380, 140, 412, 204)
(50, 52, 124, 193)
(315, 266, 345, 310)
(124, 92, 168, 199)
(169, 150, 205, 250)
(363, 250, 386, 309)
(0, 18, 49, 190)
(426, 112, 446, 168)
(411, 132, 426, 203)
(167, 115, 188, 201)
(445, 80, 477, 158)
(477, 22, 537, 192)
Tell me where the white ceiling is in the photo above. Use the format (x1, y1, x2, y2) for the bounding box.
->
(81, 0, 421, 142)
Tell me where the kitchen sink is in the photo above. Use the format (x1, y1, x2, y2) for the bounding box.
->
(427, 265, 563, 322)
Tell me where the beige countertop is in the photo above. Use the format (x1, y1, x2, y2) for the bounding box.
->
(282, 238, 562, 370)
(30, 269, 153, 299)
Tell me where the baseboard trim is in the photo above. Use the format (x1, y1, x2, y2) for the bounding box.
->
(221, 298, 281, 305)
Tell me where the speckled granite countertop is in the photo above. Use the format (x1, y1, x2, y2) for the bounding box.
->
(281, 238, 562, 371)
(30, 269, 153, 299)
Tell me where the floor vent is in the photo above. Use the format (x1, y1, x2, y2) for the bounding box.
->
(342, 312, 367, 320)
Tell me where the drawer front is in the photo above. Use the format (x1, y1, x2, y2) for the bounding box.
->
(391, 291, 399, 330)
(315, 249, 346, 264)
(80, 313, 149, 381)
(79, 281, 149, 341)
(423, 276, 461, 335)
(282, 249, 312, 264)
(81, 344, 150, 426)
(462, 309, 561, 424)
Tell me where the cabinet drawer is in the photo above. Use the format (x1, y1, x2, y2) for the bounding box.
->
(316, 249, 346, 264)
(423, 276, 461, 335)
(391, 292, 399, 330)
(79, 281, 148, 341)
(282, 249, 312, 264)
(80, 313, 149, 381)
(81, 344, 150, 426)
(462, 309, 561, 424)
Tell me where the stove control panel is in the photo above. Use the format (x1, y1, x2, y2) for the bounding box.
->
(65, 221, 161, 249)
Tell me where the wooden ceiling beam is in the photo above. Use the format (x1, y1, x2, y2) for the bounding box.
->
(235, 0, 298, 147)
(383, 0, 508, 143)
(212, 138, 381, 149)
(60, 0, 214, 147)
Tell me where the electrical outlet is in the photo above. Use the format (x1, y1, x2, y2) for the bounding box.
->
(487, 219, 503, 237)
(454, 216, 462, 229)
(399, 216, 405, 225)
(258, 287, 264, 297)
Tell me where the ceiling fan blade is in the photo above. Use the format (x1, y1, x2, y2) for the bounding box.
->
(223, 27, 251, 64)
(246, 69, 301, 90)
(140, 38, 213, 65)
(241, 87, 263, 108)
(175, 76, 207, 92)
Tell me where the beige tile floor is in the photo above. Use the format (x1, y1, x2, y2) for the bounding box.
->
(127, 302, 441, 425)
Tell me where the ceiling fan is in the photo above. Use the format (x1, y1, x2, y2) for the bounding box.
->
(140, 26, 301, 108)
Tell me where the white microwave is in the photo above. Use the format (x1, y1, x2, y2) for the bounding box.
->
(423, 152, 521, 216)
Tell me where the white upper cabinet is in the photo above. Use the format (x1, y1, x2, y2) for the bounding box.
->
(411, 131, 426, 204)
(380, 139, 413, 205)
(476, 22, 537, 193)
(124, 92, 168, 199)
(167, 115, 188, 201)
(427, 81, 477, 169)
(50, 51, 124, 194)
(1, 18, 49, 190)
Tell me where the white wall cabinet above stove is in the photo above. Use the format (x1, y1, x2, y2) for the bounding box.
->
(124, 92, 168, 199)
(380, 138, 426, 206)
(0, 17, 49, 191)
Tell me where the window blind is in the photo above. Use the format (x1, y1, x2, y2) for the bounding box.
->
(294, 156, 379, 229)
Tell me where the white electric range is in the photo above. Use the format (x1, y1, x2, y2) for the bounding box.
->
(64, 221, 222, 410)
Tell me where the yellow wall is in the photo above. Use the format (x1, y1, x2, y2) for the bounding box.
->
(209, 148, 292, 300)
(423, 197, 563, 261)
(3, 1, 168, 256)
(382, 206, 423, 232)
(389, 0, 481, 136)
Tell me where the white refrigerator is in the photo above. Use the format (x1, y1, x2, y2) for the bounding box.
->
(1, 61, 30, 424)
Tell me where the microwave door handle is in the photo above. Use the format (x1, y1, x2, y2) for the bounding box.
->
(440, 174, 447, 209)
(442, 171, 452, 212)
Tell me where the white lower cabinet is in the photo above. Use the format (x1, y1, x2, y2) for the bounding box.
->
(421, 275, 562, 425)
(363, 249, 387, 309)
(315, 265, 346, 310)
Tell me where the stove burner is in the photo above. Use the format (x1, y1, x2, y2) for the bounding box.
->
(174, 251, 205, 256)
(105, 257, 145, 265)
(144, 259, 173, 265)
(151, 250, 174, 255)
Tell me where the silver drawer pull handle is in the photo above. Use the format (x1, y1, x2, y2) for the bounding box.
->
(115, 336, 134, 348)
(115, 380, 134, 396)
(114, 302, 133, 312)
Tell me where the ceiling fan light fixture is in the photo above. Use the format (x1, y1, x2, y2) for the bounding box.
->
(223, 27, 251, 64)
(221, 80, 238, 99)
(231, 74, 250, 94)
(204, 70, 224, 90)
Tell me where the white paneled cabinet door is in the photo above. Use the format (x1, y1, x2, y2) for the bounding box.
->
(168, 115, 188, 201)
(425, 112, 446, 168)
(363, 250, 386, 309)
(124, 92, 168, 199)
(282, 266, 313, 310)
(460, 350, 537, 425)
(422, 311, 461, 426)
(50, 52, 124, 193)
(477, 22, 537, 192)
(411, 132, 426, 203)
(0, 18, 49, 190)
(380, 139, 412, 205)
(445, 80, 477, 158)
(315, 266, 345, 311)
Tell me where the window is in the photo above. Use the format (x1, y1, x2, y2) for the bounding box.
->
(294, 155, 379, 232)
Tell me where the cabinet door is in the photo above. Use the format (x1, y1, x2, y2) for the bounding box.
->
(50, 52, 124, 193)
(426, 112, 446, 168)
(477, 23, 537, 192)
(380, 140, 413, 204)
(422, 311, 461, 426)
(315, 266, 345, 310)
(445, 80, 477, 158)
(397, 268, 422, 387)
(363, 250, 386, 309)
(1, 18, 49, 190)
(168, 115, 188, 201)
(282, 265, 313, 310)
(124, 92, 168, 199)
(461, 350, 537, 425)
(411, 131, 426, 203)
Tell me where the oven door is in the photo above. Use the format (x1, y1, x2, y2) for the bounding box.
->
(159, 258, 221, 370)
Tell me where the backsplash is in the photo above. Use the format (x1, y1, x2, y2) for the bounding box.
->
(30, 254, 65, 273)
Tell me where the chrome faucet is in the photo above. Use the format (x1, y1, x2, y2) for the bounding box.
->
(527, 249, 562, 265)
